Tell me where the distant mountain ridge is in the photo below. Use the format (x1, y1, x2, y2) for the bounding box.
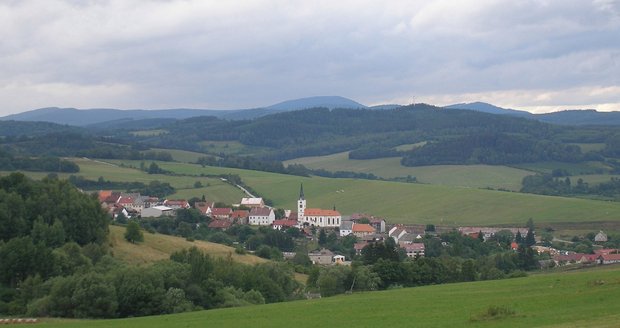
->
(444, 102, 620, 125)
(3, 97, 620, 127)
(0, 96, 371, 127)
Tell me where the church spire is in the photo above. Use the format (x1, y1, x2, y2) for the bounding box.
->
(299, 183, 305, 200)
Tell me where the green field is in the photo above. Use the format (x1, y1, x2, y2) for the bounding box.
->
(37, 265, 620, 328)
(199, 140, 270, 157)
(0, 158, 245, 204)
(284, 151, 531, 191)
(130, 129, 168, 136)
(512, 161, 611, 175)
(144, 148, 207, 163)
(8, 158, 620, 226)
(99, 160, 620, 226)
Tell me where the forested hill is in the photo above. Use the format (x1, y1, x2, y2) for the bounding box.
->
(4, 104, 620, 168)
(143, 104, 609, 164)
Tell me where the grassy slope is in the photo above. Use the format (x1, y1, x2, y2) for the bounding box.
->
(145, 161, 620, 226)
(39, 265, 620, 328)
(284, 151, 531, 190)
(107, 225, 266, 266)
(0, 157, 246, 204)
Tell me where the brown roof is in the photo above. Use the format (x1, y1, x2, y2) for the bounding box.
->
(208, 220, 232, 229)
(305, 208, 340, 217)
(352, 223, 375, 233)
(354, 242, 368, 251)
(403, 243, 425, 251)
(211, 208, 232, 216)
(194, 202, 213, 214)
(164, 199, 189, 206)
(231, 210, 249, 219)
(273, 219, 298, 227)
(250, 207, 273, 217)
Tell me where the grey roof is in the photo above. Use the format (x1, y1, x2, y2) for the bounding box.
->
(340, 220, 354, 230)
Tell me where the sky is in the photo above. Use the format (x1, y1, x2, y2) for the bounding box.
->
(1, 0, 619, 116)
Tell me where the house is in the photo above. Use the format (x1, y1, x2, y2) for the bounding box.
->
(210, 208, 233, 220)
(352, 223, 375, 238)
(510, 242, 519, 250)
(231, 210, 250, 224)
(389, 226, 408, 243)
(98, 190, 114, 203)
(333, 255, 346, 264)
(340, 221, 354, 237)
(141, 205, 174, 218)
(194, 201, 214, 216)
(354, 242, 368, 256)
(599, 253, 620, 265)
(208, 219, 232, 230)
(594, 248, 618, 256)
(240, 197, 265, 208)
(308, 248, 334, 265)
(369, 218, 386, 233)
(595, 231, 608, 243)
(249, 207, 275, 226)
(296, 184, 341, 228)
(272, 219, 298, 230)
(163, 199, 190, 210)
(402, 243, 425, 258)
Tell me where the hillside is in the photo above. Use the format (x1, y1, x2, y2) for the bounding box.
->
(107, 225, 266, 266)
(106, 160, 620, 226)
(38, 265, 620, 327)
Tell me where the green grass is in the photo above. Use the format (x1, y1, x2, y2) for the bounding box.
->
(37, 265, 620, 327)
(512, 161, 611, 175)
(144, 148, 207, 163)
(0, 158, 245, 205)
(107, 225, 266, 266)
(571, 143, 606, 153)
(199, 140, 270, 157)
(284, 151, 531, 191)
(104, 160, 620, 226)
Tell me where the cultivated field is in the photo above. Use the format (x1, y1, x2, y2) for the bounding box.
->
(284, 151, 531, 190)
(38, 265, 620, 327)
(103, 160, 620, 226)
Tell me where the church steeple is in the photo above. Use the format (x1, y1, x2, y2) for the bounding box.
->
(297, 183, 306, 220)
(299, 183, 305, 200)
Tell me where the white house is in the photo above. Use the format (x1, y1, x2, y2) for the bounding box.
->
(248, 207, 275, 226)
(241, 197, 265, 208)
(340, 221, 354, 237)
(141, 205, 174, 218)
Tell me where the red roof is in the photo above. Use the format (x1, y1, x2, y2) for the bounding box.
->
(304, 208, 340, 217)
(208, 220, 232, 229)
(600, 254, 620, 261)
(117, 196, 134, 205)
(164, 199, 189, 206)
(594, 248, 619, 255)
(510, 242, 519, 250)
(194, 202, 213, 214)
(354, 242, 368, 251)
(272, 219, 298, 227)
(231, 210, 249, 219)
(352, 223, 375, 233)
(98, 190, 113, 203)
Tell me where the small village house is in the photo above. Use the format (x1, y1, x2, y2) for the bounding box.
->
(249, 207, 275, 226)
(308, 248, 334, 265)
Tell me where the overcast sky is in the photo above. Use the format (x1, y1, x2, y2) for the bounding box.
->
(1, 0, 619, 115)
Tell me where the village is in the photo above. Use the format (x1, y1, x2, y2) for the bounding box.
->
(98, 184, 620, 268)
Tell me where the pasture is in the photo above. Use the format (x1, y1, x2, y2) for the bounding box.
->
(118, 160, 620, 226)
(284, 151, 531, 191)
(38, 265, 620, 328)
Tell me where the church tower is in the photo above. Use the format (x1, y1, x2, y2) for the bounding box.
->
(297, 183, 306, 220)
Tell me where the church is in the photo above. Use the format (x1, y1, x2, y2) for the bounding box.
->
(297, 184, 341, 228)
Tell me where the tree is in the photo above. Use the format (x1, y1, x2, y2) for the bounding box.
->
(124, 221, 144, 243)
(525, 228, 536, 247)
(318, 228, 327, 246)
(515, 231, 523, 244)
(425, 224, 436, 232)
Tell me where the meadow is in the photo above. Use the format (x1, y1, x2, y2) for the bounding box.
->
(0, 157, 246, 204)
(37, 265, 620, 328)
(104, 160, 620, 226)
(107, 225, 266, 266)
(284, 151, 531, 190)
